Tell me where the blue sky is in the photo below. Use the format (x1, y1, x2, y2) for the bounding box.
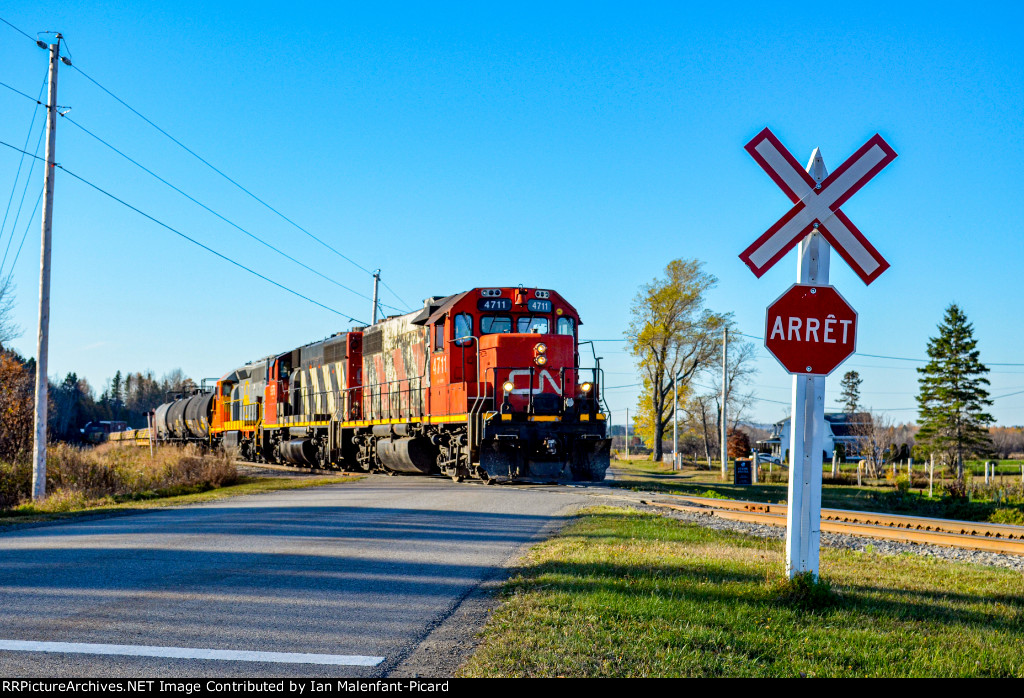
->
(1, 2, 1022, 427)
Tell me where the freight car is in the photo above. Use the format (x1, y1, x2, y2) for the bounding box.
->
(124, 287, 610, 482)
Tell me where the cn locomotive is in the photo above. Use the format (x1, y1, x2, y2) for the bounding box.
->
(111, 287, 610, 482)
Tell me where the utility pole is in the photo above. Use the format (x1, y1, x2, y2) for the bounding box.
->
(371, 269, 381, 324)
(720, 327, 728, 480)
(31, 36, 61, 501)
(672, 376, 678, 470)
(625, 407, 629, 459)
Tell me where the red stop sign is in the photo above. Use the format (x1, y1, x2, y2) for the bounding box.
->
(764, 284, 857, 376)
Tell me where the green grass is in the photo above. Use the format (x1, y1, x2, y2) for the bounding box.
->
(459, 507, 1024, 677)
(0, 475, 359, 526)
(609, 459, 1024, 523)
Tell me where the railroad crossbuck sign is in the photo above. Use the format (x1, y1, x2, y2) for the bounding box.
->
(739, 128, 896, 284)
(764, 284, 857, 376)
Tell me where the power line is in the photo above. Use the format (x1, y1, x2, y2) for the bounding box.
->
(0, 78, 44, 105)
(0, 78, 47, 277)
(68, 63, 386, 283)
(0, 137, 367, 323)
(59, 113, 403, 313)
(378, 277, 411, 311)
(0, 15, 35, 43)
(734, 331, 1024, 367)
(7, 187, 43, 274)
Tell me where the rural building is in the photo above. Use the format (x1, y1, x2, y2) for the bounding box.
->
(756, 412, 870, 464)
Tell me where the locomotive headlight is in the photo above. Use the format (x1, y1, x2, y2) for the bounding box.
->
(534, 343, 547, 354)
(534, 355, 548, 366)
(502, 381, 514, 393)
(580, 381, 593, 393)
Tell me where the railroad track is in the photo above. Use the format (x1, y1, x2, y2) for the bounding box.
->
(234, 461, 361, 477)
(643, 494, 1024, 556)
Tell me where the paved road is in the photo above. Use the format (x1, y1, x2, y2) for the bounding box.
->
(0, 477, 594, 677)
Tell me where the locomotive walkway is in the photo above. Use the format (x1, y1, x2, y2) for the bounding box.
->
(0, 477, 591, 678)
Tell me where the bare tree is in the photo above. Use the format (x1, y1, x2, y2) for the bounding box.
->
(0, 274, 20, 349)
(682, 393, 718, 469)
(990, 427, 1024, 459)
(855, 411, 912, 478)
(706, 337, 758, 430)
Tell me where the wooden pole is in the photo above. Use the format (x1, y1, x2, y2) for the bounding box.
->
(672, 376, 678, 470)
(31, 37, 60, 501)
(625, 407, 629, 459)
(721, 327, 728, 480)
(371, 270, 380, 324)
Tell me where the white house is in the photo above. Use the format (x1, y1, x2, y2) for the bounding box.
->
(756, 412, 870, 464)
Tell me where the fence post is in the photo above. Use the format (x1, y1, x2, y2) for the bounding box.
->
(857, 461, 862, 487)
(929, 453, 934, 498)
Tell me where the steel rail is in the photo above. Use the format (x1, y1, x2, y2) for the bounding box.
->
(670, 494, 1024, 540)
(645, 497, 1024, 556)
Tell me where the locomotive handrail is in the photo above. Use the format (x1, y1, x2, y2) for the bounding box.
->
(450, 335, 488, 419)
(484, 364, 602, 417)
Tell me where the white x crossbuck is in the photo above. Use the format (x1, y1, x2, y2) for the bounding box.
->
(739, 128, 897, 285)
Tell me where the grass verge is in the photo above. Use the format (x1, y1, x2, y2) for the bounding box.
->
(0, 475, 358, 526)
(459, 506, 1024, 677)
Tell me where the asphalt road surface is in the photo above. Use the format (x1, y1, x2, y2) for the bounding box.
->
(0, 476, 596, 677)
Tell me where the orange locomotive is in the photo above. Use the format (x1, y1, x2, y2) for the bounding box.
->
(131, 287, 610, 482)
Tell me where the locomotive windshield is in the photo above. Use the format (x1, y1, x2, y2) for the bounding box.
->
(481, 315, 512, 334)
(454, 313, 474, 346)
(516, 316, 549, 334)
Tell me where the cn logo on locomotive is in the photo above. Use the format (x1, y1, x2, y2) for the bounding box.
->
(505, 369, 561, 395)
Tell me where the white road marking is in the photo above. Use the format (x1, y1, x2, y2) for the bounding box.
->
(0, 640, 384, 666)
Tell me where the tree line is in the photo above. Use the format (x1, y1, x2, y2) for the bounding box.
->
(0, 346, 193, 462)
(626, 259, 1010, 480)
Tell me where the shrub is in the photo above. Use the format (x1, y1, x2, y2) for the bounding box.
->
(0, 458, 31, 508)
(771, 572, 839, 609)
(989, 507, 1024, 525)
(943, 478, 968, 500)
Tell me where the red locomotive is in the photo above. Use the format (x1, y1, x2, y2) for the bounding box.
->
(119, 286, 610, 482)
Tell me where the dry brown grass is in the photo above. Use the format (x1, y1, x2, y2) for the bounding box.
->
(1, 442, 237, 512)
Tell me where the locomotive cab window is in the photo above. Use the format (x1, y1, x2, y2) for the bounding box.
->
(516, 316, 549, 334)
(557, 317, 575, 336)
(433, 320, 446, 351)
(481, 315, 512, 334)
(454, 313, 474, 346)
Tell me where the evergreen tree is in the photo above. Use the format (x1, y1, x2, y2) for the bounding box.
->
(916, 304, 993, 478)
(839, 370, 862, 413)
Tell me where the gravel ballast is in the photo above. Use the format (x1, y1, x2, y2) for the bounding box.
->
(623, 498, 1024, 573)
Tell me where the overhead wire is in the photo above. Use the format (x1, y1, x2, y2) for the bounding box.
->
(0, 77, 47, 277)
(0, 15, 35, 43)
(0, 137, 367, 324)
(735, 331, 1024, 367)
(67, 62, 410, 310)
(6, 187, 43, 274)
(59, 113, 403, 313)
(0, 67, 47, 265)
(0, 78, 44, 105)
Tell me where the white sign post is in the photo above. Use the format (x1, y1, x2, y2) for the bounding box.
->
(788, 148, 829, 579)
(740, 128, 896, 579)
